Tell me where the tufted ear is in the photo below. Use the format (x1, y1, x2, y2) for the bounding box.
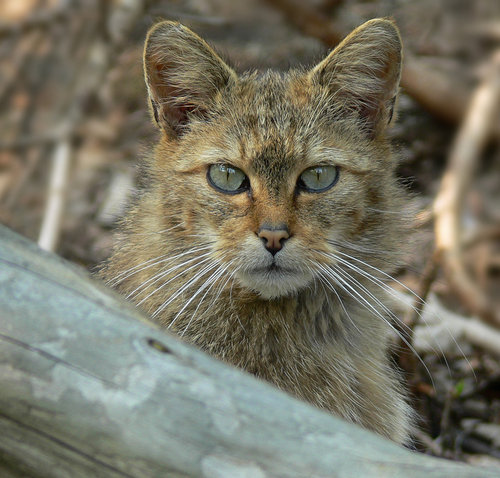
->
(310, 18, 402, 138)
(143, 21, 237, 137)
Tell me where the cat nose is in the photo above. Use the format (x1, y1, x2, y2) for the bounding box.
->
(258, 224, 290, 256)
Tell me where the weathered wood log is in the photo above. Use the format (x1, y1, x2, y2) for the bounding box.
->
(0, 224, 497, 477)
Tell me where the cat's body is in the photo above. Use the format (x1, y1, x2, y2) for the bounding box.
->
(101, 18, 412, 443)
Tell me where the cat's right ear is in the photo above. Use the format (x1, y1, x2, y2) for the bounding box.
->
(143, 21, 237, 137)
(310, 18, 402, 138)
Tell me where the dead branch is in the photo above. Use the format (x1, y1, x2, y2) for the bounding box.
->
(33, 0, 150, 252)
(398, 251, 439, 376)
(265, 0, 343, 45)
(37, 139, 72, 252)
(401, 57, 471, 125)
(393, 292, 500, 359)
(417, 294, 500, 359)
(0, 4, 68, 39)
(433, 50, 500, 327)
(264, 0, 496, 128)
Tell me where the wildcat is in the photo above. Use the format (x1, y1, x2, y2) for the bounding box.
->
(100, 18, 412, 443)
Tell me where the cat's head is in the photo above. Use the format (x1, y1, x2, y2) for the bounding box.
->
(143, 19, 405, 299)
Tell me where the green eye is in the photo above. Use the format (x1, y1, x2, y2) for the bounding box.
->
(207, 164, 249, 194)
(297, 165, 339, 193)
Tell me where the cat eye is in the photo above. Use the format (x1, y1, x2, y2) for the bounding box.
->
(207, 164, 250, 194)
(297, 165, 339, 193)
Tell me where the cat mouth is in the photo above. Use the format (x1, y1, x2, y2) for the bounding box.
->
(237, 264, 312, 299)
(253, 263, 294, 274)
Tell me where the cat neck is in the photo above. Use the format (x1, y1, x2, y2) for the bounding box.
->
(165, 281, 366, 358)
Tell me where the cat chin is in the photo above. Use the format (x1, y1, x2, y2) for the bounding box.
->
(236, 269, 313, 299)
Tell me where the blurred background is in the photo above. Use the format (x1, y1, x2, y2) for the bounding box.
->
(0, 0, 499, 467)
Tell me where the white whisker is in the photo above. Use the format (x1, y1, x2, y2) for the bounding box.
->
(335, 250, 425, 305)
(109, 244, 212, 287)
(319, 261, 434, 385)
(128, 251, 213, 301)
(139, 256, 215, 310)
(153, 260, 220, 320)
(331, 251, 471, 376)
(171, 260, 231, 330)
(180, 261, 239, 336)
(134, 223, 183, 236)
(315, 264, 364, 337)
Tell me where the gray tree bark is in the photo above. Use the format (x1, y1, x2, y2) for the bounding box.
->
(0, 224, 496, 477)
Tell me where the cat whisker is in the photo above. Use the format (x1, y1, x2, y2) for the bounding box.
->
(171, 260, 232, 331)
(331, 251, 468, 365)
(327, 238, 384, 255)
(314, 270, 395, 387)
(206, 264, 241, 314)
(327, 238, 407, 271)
(323, 253, 420, 336)
(321, 248, 474, 380)
(334, 265, 435, 385)
(107, 253, 171, 287)
(135, 255, 215, 308)
(108, 244, 212, 287)
(315, 264, 364, 337)
(336, 250, 422, 300)
(315, 261, 434, 386)
(334, 264, 410, 330)
(128, 252, 213, 302)
(180, 261, 240, 337)
(152, 260, 221, 319)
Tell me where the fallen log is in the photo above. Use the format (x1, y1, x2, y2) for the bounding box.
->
(0, 224, 496, 477)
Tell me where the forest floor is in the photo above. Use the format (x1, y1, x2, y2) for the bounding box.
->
(1, 0, 499, 468)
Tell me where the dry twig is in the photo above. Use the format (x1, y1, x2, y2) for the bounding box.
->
(264, 0, 495, 128)
(394, 292, 500, 359)
(398, 252, 440, 376)
(401, 57, 471, 125)
(33, 0, 150, 252)
(37, 139, 72, 251)
(0, 4, 68, 39)
(265, 0, 343, 45)
(433, 51, 500, 327)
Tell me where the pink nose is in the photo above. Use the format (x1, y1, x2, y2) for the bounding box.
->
(258, 226, 290, 256)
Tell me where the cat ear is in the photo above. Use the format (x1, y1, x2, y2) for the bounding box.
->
(310, 18, 402, 138)
(143, 21, 237, 136)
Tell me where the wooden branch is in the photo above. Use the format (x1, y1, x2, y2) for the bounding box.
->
(265, 0, 343, 45)
(433, 50, 500, 327)
(0, 224, 497, 477)
(398, 251, 439, 377)
(393, 291, 500, 359)
(400, 57, 471, 125)
(264, 0, 499, 129)
(417, 294, 500, 359)
(31, 0, 149, 253)
(37, 139, 72, 252)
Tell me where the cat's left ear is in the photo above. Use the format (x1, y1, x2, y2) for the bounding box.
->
(310, 18, 402, 138)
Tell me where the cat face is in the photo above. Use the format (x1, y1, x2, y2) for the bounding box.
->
(144, 19, 404, 299)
